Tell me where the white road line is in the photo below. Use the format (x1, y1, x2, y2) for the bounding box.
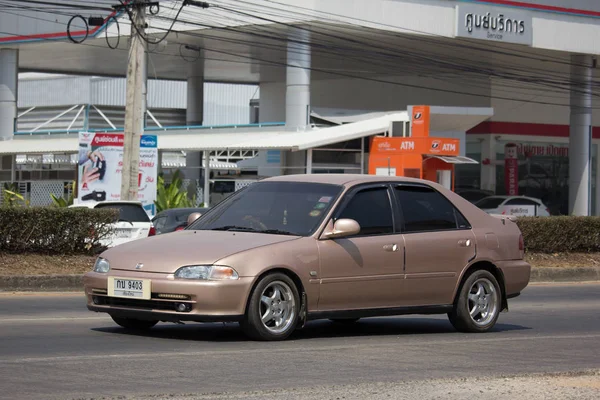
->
(3, 333, 600, 364)
(0, 316, 109, 323)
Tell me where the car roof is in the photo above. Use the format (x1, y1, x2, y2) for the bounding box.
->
(262, 174, 431, 187)
(154, 207, 207, 216)
(70, 200, 143, 208)
(480, 195, 542, 202)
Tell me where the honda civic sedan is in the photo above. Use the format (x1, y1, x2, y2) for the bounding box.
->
(84, 174, 531, 341)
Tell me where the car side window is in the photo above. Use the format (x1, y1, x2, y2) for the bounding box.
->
(505, 198, 538, 206)
(394, 185, 470, 233)
(336, 187, 394, 236)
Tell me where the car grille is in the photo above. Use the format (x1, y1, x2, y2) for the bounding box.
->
(93, 295, 192, 312)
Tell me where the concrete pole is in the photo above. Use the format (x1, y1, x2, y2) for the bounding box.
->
(142, 49, 148, 129)
(285, 28, 311, 131)
(203, 150, 210, 207)
(284, 28, 311, 175)
(121, 1, 147, 201)
(569, 54, 593, 216)
(306, 149, 313, 174)
(186, 55, 204, 126)
(0, 49, 18, 142)
(185, 55, 204, 193)
(10, 154, 16, 181)
(360, 137, 365, 174)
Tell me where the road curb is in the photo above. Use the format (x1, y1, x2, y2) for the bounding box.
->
(530, 266, 600, 283)
(0, 274, 83, 292)
(1, 267, 599, 292)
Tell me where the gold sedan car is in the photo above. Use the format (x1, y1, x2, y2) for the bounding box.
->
(84, 175, 530, 341)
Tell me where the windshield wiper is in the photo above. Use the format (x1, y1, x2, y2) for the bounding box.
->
(209, 226, 297, 235)
(210, 226, 258, 232)
(257, 229, 298, 236)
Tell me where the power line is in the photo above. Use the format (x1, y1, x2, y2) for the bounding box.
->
(2, 1, 598, 108)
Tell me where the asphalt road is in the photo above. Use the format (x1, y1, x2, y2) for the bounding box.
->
(0, 283, 599, 400)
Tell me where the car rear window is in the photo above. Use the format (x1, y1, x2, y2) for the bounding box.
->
(475, 197, 505, 209)
(174, 211, 192, 223)
(95, 203, 150, 223)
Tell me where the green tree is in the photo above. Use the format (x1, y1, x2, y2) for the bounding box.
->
(2, 183, 29, 207)
(154, 170, 197, 213)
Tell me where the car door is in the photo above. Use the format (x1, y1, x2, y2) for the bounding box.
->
(392, 183, 475, 306)
(95, 203, 151, 247)
(316, 184, 405, 311)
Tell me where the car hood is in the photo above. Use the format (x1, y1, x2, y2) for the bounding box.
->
(101, 230, 300, 273)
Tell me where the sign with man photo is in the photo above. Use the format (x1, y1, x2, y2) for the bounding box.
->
(76, 132, 158, 215)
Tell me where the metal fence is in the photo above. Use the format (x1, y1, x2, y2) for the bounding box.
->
(0, 181, 72, 206)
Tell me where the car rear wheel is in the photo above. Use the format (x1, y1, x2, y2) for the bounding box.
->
(111, 316, 158, 330)
(448, 270, 501, 333)
(241, 273, 300, 341)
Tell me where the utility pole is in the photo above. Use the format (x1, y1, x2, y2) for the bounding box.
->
(121, 0, 147, 201)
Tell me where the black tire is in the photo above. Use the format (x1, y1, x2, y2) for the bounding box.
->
(241, 273, 300, 341)
(448, 269, 502, 333)
(330, 318, 360, 324)
(111, 316, 158, 330)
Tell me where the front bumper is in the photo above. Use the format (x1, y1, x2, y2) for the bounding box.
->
(83, 270, 253, 322)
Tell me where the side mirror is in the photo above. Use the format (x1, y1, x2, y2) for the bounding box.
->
(187, 212, 202, 226)
(322, 218, 360, 239)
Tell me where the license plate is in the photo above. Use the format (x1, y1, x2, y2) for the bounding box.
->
(108, 277, 151, 300)
(115, 229, 132, 238)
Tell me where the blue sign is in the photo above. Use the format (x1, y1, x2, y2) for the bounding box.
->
(140, 135, 158, 148)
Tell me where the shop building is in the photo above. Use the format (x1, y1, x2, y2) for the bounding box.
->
(1, 1, 599, 214)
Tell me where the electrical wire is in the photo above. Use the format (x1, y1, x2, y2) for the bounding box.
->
(207, 0, 596, 88)
(3, 0, 599, 107)
(179, 44, 202, 62)
(105, 15, 120, 49)
(66, 15, 88, 44)
(146, 8, 597, 101)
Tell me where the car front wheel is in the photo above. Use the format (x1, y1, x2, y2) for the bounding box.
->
(448, 270, 501, 333)
(241, 273, 300, 341)
(111, 316, 158, 330)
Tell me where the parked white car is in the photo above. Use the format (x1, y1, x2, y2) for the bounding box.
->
(475, 195, 551, 217)
(69, 201, 155, 247)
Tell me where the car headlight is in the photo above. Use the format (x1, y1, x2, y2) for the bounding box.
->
(174, 265, 239, 280)
(93, 257, 110, 273)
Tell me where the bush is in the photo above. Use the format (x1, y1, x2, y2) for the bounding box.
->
(517, 216, 600, 253)
(0, 207, 118, 255)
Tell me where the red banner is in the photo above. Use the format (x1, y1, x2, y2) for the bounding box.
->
(504, 141, 519, 195)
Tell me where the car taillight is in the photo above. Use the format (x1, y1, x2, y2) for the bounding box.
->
(519, 234, 524, 252)
(175, 226, 185, 231)
(148, 226, 156, 237)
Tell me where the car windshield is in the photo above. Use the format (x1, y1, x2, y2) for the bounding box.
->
(189, 181, 343, 236)
(475, 197, 506, 209)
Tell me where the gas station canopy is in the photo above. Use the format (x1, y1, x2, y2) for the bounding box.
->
(0, 107, 492, 155)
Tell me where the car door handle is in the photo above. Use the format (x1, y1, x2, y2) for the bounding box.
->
(383, 244, 399, 252)
(458, 239, 472, 247)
